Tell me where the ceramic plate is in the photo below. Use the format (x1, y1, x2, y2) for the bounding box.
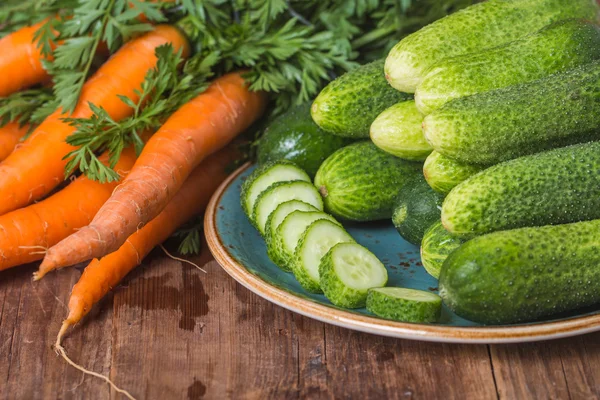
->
(205, 163, 600, 343)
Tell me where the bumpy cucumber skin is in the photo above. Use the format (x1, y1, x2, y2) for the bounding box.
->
(442, 141, 600, 238)
(392, 175, 444, 245)
(385, 0, 600, 93)
(240, 161, 310, 217)
(423, 151, 483, 195)
(420, 221, 463, 279)
(251, 180, 323, 235)
(319, 245, 388, 308)
(370, 101, 432, 161)
(311, 60, 412, 138)
(314, 141, 422, 221)
(416, 19, 600, 115)
(366, 288, 442, 323)
(424, 61, 600, 165)
(257, 103, 352, 177)
(440, 220, 600, 325)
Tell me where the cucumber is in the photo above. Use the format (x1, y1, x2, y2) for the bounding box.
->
(439, 219, 600, 324)
(392, 175, 444, 245)
(257, 103, 352, 177)
(311, 60, 412, 138)
(385, 0, 600, 93)
(271, 210, 338, 270)
(423, 151, 483, 195)
(420, 221, 463, 279)
(415, 19, 600, 115)
(292, 219, 355, 293)
(252, 181, 323, 236)
(319, 242, 388, 308)
(442, 141, 600, 238)
(367, 287, 442, 323)
(264, 200, 318, 245)
(370, 101, 432, 161)
(241, 161, 310, 218)
(424, 61, 600, 165)
(314, 141, 421, 221)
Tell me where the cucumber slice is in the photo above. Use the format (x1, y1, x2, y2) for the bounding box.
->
(264, 200, 319, 244)
(252, 181, 323, 235)
(319, 243, 388, 308)
(271, 210, 338, 270)
(292, 219, 355, 293)
(241, 161, 311, 217)
(366, 287, 442, 323)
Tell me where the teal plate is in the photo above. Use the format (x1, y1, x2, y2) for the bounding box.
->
(205, 164, 600, 343)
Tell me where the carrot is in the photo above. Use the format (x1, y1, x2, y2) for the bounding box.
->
(0, 25, 189, 216)
(0, 122, 28, 161)
(0, 147, 135, 272)
(40, 72, 266, 271)
(52, 146, 237, 398)
(0, 20, 52, 97)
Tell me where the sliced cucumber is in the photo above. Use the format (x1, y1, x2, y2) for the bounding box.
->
(264, 200, 319, 244)
(271, 210, 338, 270)
(319, 243, 388, 308)
(241, 161, 310, 217)
(292, 219, 355, 293)
(252, 181, 323, 235)
(366, 287, 442, 323)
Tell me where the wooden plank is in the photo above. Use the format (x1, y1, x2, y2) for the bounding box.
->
(555, 334, 600, 399)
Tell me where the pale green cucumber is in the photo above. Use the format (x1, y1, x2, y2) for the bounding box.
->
(385, 0, 599, 92)
(370, 101, 432, 161)
(420, 221, 463, 279)
(423, 151, 483, 195)
(241, 161, 310, 218)
(366, 287, 442, 323)
(264, 200, 318, 245)
(252, 181, 323, 236)
(319, 243, 388, 308)
(415, 19, 600, 115)
(292, 219, 355, 293)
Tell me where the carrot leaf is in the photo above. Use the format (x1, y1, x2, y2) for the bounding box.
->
(0, 87, 55, 128)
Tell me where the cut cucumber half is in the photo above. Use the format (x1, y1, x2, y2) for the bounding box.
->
(271, 210, 338, 270)
(241, 161, 311, 217)
(292, 219, 355, 293)
(252, 181, 323, 235)
(366, 287, 442, 323)
(319, 243, 388, 308)
(264, 200, 319, 244)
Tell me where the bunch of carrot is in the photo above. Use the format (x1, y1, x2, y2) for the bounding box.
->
(0, 17, 267, 398)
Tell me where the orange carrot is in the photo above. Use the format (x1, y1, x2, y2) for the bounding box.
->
(0, 122, 28, 161)
(0, 147, 136, 272)
(0, 21, 52, 97)
(40, 72, 266, 272)
(0, 25, 189, 216)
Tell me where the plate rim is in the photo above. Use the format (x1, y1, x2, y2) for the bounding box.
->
(205, 163, 600, 344)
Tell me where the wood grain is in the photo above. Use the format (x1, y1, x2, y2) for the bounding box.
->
(1, 242, 600, 399)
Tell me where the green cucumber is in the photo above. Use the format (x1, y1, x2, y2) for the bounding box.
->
(252, 181, 323, 236)
(311, 60, 412, 138)
(415, 19, 600, 115)
(264, 200, 318, 246)
(442, 141, 600, 238)
(440, 219, 600, 324)
(367, 288, 442, 323)
(392, 175, 444, 245)
(385, 0, 599, 93)
(292, 219, 355, 293)
(420, 221, 463, 279)
(423, 151, 483, 195)
(319, 243, 388, 308)
(314, 141, 421, 221)
(241, 161, 310, 218)
(271, 210, 338, 270)
(370, 101, 432, 161)
(424, 61, 600, 165)
(257, 103, 352, 177)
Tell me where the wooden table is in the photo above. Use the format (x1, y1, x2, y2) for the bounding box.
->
(2, 240, 599, 400)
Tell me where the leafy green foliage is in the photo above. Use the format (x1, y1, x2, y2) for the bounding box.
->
(174, 216, 204, 255)
(0, 87, 55, 127)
